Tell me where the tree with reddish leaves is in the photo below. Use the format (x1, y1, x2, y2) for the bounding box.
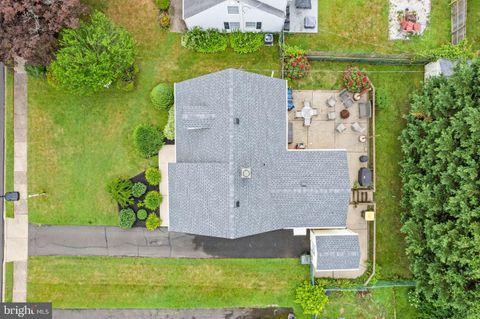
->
(0, 0, 88, 66)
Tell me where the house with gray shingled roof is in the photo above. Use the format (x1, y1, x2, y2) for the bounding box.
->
(168, 69, 361, 272)
(183, 0, 288, 32)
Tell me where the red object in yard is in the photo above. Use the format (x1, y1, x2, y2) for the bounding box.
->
(400, 20, 408, 29)
(413, 23, 421, 32)
(405, 21, 414, 31)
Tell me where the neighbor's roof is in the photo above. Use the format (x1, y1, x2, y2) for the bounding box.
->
(183, 0, 285, 19)
(169, 69, 351, 239)
(314, 234, 360, 270)
(438, 59, 455, 77)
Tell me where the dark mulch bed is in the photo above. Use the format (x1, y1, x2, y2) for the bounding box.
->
(164, 138, 175, 145)
(117, 171, 160, 228)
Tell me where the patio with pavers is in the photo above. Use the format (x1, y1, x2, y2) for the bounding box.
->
(288, 89, 375, 278)
(288, 89, 371, 188)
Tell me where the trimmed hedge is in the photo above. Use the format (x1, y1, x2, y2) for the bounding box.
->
(146, 213, 162, 231)
(136, 209, 148, 221)
(119, 208, 136, 229)
(181, 27, 227, 53)
(106, 178, 133, 208)
(131, 182, 147, 198)
(150, 83, 173, 110)
(145, 167, 161, 186)
(163, 107, 175, 140)
(133, 124, 164, 158)
(230, 32, 264, 54)
(144, 191, 162, 210)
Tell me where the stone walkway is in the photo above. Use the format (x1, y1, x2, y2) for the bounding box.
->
(53, 307, 293, 319)
(5, 59, 29, 302)
(169, 0, 186, 33)
(29, 225, 310, 258)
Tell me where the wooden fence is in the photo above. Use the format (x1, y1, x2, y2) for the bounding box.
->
(451, 0, 467, 44)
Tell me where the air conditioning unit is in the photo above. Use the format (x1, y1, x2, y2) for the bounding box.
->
(240, 167, 252, 179)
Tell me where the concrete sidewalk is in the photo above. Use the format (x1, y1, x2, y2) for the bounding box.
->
(5, 60, 28, 302)
(53, 307, 293, 319)
(29, 225, 310, 258)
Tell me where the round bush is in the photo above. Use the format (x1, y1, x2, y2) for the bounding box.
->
(144, 191, 162, 210)
(155, 0, 170, 10)
(131, 182, 147, 198)
(150, 83, 173, 110)
(133, 124, 165, 158)
(136, 209, 148, 220)
(119, 208, 136, 229)
(145, 167, 162, 185)
(159, 12, 170, 28)
(146, 213, 162, 231)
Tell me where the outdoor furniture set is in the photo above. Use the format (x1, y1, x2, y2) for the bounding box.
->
(330, 89, 371, 135)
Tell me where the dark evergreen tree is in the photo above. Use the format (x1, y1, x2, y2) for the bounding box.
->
(400, 60, 480, 318)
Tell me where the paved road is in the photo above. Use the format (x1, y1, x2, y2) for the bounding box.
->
(29, 225, 310, 258)
(53, 307, 293, 319)
(0, 63, 5, 300)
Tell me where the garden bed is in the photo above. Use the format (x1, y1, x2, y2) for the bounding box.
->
(117, 171, 160, 228)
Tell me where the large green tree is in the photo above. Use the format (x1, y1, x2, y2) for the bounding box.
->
(400, 60, 480, 318)
(48, 11, 135, 94)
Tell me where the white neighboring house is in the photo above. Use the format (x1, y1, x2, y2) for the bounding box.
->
(183, 0, 288, 32)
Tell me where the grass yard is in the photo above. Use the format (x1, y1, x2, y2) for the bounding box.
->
(28, 0, 279, 225)
(5, 69, 14, 218)
(323, 287, 418, 318)
(27, 256, 309, 308)
(293, 62, 424, 279)
(468, 0, 480, 48)
(287, 0, 450, 54)
(4, 262, 14, 302)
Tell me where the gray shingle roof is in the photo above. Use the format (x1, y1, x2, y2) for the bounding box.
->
(315, 235, 360, 270)
(169, 69, 351, 239)
(184, 0, 285, 19)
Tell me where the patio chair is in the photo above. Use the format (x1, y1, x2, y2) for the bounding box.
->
(336, 123, 346, 133)
(326, 96, 336, 108)
(304, 16, 316, 29)
(327, 112, 336, 120)
(352, 122, 366, 133)
(359, 101, 372, 118)
(295, 111, 303, 118)
(339, 89, 354, 108)
(311, 108, 318, 116)
(295, 0, 312, 9)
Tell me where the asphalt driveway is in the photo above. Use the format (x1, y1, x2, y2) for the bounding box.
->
(29, 225, 310, 258)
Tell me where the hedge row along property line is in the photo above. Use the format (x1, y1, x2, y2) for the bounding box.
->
(306, 51, 430, 65)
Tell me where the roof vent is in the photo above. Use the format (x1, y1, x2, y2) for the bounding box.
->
(235, 200, 240, 208)
(300, 181, 307, 187)
(234, 118, 240, 124)
(240, 167, 252, 179)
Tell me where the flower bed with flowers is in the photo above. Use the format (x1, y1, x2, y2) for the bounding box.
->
(343, 67, 371, 93)
(284, 46, 310, 81)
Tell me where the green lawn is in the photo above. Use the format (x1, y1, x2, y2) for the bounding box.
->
(323, 287, 418, 318)
(5, 69, 14, 218)
(287, 0, 450, 54)
(4, 262, 14, 302)
(468, 0, 480, 48)
(27, 256, 309, 308)
(28, 0, 279, 225)
(294, 62, 424, 279)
